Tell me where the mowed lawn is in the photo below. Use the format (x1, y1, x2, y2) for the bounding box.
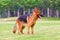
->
(0, 18, 60, 40)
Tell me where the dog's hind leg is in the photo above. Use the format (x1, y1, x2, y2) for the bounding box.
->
(17, 20, 23, 35)
(20, 26, 25, 34)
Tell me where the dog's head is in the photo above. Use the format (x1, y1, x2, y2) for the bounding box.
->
(34, 7, 44, 18)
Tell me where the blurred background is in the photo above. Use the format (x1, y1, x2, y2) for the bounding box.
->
(0, 0, 60, 18)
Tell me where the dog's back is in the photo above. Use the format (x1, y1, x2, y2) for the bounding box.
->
(18, 13, 32, 23)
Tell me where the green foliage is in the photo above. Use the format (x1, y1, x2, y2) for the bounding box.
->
(0, 0, 60, 14)
(0, 0, 60, 9)
(46, 0, 60, 10)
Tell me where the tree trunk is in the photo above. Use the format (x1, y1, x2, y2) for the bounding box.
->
(7, 8, 10, 18)
(49, 9, 52, 17)
(56, 10, 59, 18)
(23, 8, 25, 15)
(17, 9, 19, 17)
(47, 8, 49, 17)
(28, 8, 30, 14)
(42, 8, 43, 14)
(14, 10, 15, 16)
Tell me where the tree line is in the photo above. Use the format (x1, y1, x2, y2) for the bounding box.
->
(0, 0, 60, 18)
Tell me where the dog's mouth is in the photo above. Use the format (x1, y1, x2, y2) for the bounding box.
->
(40, 14, 44, 17)
(38, 14, 44, 19)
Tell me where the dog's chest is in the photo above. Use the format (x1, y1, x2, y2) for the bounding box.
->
(28, 15, 38, 24)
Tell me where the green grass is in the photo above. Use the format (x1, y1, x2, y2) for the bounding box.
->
(42, 17, 60, 21)
(0, 19, 60, 40)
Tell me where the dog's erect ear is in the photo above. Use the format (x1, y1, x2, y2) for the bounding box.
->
(34, 7, 40, 13)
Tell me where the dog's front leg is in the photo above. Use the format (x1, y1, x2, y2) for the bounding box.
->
(27, 24, 30, 34)
(31, 23, 35, 34)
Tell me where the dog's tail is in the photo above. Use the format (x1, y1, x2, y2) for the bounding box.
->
(13, 23, 17, 34)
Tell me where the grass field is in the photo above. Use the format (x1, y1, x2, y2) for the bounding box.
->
(0, 18, 60, 40)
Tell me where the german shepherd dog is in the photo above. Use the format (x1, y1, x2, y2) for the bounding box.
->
(13, 7, 44, 35)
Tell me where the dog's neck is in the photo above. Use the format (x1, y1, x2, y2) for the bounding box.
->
(33, 12, 39, 17)
(32, 12, 39, 20)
